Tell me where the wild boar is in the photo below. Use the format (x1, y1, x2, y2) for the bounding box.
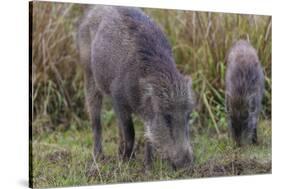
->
(77, 5, 195, 169)
(225, 40, 264, 145)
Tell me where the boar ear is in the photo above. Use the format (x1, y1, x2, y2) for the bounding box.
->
(139, 78, 154, 97)
(184, 76, 195, 107)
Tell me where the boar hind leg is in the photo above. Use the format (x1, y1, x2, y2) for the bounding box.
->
(112, 96, 135, 160)
(84, 68, 103, 160)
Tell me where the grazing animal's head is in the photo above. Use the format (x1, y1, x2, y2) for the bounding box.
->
(140, 75, 195, 169)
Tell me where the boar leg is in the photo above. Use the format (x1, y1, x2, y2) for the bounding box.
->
(144, 141, 153, 170)
(250, 118, 258, 144)
(84, 68, 103, 160)
(229, 124, 242, 146)
(252, 128, 258, 144)
(112, 95, 135, 160)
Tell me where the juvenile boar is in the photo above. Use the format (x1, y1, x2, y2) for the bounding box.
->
(76, 5, 195, 169)
(225, 40, 264, 145)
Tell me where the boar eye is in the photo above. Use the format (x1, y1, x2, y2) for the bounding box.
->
(164, 114, 172, 126)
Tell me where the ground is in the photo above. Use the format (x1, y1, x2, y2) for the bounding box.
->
(31, 119, 271, 188)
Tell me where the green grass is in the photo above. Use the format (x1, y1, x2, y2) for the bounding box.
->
(31, 120, 271, 188)
(30, 2, 272, 188)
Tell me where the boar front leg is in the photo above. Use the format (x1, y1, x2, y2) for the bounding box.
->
(112, 91, 135, 160)
(249, 116, 258, 144)
(144, 141, 154, 170)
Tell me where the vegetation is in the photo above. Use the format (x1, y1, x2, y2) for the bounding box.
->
(30, 2, 272, 188)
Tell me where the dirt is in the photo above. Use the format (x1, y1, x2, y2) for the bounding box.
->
(193, 158, 271, 177)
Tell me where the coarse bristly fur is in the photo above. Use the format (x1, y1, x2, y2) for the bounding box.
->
(225, 40, 264, 146)
(76, 5, 195, 169)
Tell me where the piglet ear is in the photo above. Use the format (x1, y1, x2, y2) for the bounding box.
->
(139, 78, 154, 97)
(225, 92, 232, 113)
(225, 91, 232, 100)
(184, 75, 192, 87)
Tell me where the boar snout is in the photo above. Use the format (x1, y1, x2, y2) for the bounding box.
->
(170, 143, 193, 170)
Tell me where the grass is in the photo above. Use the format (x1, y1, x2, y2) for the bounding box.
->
(30, 2, 272, 188)
(31, 120, 271, 188)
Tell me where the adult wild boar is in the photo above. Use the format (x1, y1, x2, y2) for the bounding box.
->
(77, 5, 195, 169)
(225, 40, 264, 145)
